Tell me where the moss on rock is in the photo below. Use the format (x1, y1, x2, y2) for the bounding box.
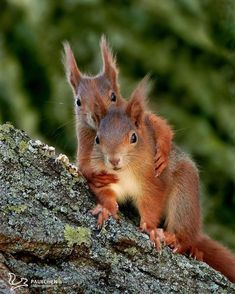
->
(64, 224, 92, 247)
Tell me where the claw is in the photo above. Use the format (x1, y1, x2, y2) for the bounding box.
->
(140, 222, 147, 232)
(150, 229, 162, 250)
(140, 223, 165, 251)
(90, 204, 103, 216)
(173, 247, 178, 253)
(154, 155, 161, 164)
(188, 247, 204, 261)
(154, 151, 168, 177)
(91, 203, 118, 229)
(97, 207, 110, 228)
(157, 229, 166, 246)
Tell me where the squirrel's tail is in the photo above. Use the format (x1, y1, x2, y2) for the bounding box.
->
(196, 234, 235, 283)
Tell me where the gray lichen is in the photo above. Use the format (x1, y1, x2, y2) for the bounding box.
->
(64, 225, 91, 247)
(0, 123, 235, 294)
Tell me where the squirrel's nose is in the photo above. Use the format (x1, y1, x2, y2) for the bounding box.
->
(109, 158, 120, 167)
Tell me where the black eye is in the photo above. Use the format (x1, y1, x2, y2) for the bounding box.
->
(130, 133, 137, 144)
(95, 136, 100, 144)
(110, 91, 116, 102)
(76, 98, 81, 107)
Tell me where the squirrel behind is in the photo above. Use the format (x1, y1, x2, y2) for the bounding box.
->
(90, 78, 235, 283)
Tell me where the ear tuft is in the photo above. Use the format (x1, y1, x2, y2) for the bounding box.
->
(100, 35, 119, 90)
(126, 75, 150, 127)
(86, 80, 107, 128)
(100, 35, 116, 72)
(63, 41, 82, 95)
(131, 75, 149, 104)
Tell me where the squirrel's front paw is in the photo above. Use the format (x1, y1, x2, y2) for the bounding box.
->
(90, 172, 118, 188)
(140, 223, 165, 250)
(154, 149, 168, 177)
(91, 203, 119, 229)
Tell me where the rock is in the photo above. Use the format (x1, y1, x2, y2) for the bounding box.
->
(0, 123, 234, 293)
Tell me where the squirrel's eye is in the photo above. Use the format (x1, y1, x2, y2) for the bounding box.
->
(95, 136, 100, 144)
(76, 98, 81, 107)
(130, 133, 137, 144)
(110, 91, 116, 102)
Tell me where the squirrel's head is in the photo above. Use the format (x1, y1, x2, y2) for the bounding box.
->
(91, 77, 149, 172)
(63, 36, 122, 129)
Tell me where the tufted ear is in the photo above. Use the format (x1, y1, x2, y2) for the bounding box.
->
(126, 76, 149, 128)
(87, 80, 107, 128)
(100, 35, 119, 91)
(63, 41, 82, 95)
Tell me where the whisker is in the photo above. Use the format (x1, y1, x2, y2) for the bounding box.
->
(48, 121, 76, 141)
(89, 156, 104, 160)
(125, 154, 153, 168)
(43, 101, 66, 105)
(54, 119, 76, 132)
(173, 127, 191, 134)
(124, 154, 141, 160)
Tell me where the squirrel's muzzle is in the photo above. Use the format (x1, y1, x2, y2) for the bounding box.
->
(109, 158, 120, 168)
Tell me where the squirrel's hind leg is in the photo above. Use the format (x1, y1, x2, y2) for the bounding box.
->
(138, 180, 167, 250)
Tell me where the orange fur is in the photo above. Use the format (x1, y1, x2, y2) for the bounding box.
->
(90, 80, 169, 248)
(90, 79, 235, 283)
(63, 37, 122, 188)
(91, 187, 119, 228)
(164, 156, 201, 251)
(63, 38, 173, 189)
(147, 114, 173, 176)
(64, 39, 235, 282)
(196, 234, 235, 282)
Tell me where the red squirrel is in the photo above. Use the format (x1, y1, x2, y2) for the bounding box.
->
(89, 78, 235, 283)
(63, 37, 173, 190)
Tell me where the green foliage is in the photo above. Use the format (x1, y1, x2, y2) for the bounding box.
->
(0, 0, 234, 249)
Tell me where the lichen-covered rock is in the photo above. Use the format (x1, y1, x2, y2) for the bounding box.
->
(0, 123, 234, 293)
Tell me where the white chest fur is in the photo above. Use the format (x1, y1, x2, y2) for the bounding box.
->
(109, 168, 142, 204)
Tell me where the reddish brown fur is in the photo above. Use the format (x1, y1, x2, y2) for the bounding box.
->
(63, 37, 173, 190)
(63, 37, 123, 188)
(147, 114, 173, 176)
(90, 81, 169, 248)
(100, 36, 119, 93)
(90, 79, 235, 283)
(64, 38, 235, 282)
(196, 234, 235, 282)
(164, 157, 201, 250)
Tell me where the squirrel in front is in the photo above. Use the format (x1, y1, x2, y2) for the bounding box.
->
(89, 78, 235, 283)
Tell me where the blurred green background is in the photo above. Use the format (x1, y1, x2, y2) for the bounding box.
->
(0, 0, 234, 250)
